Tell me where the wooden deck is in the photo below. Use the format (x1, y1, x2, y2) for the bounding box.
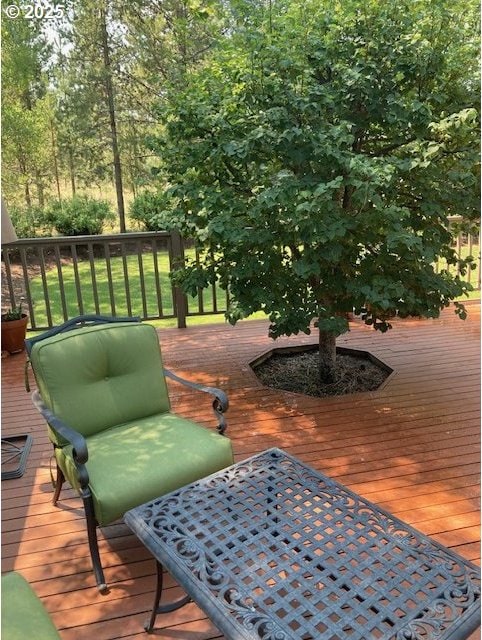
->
(2, 306, 480, 639)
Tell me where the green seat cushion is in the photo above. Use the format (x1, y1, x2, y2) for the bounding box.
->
(56, 412, 234, 525)
(30, 322, 170, 442)
(1, 572, 61, 640)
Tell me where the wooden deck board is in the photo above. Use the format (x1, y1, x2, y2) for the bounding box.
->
(2, 305, 480, 639)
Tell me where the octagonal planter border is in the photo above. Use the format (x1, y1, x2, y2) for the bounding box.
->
(249, 343, 395, 396)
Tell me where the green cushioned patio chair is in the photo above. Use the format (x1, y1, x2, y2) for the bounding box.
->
(25, 315, 233, 592)
(2, 572, 62, 639)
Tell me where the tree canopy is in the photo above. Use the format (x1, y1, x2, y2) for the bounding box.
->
(150, 0, 480, 380)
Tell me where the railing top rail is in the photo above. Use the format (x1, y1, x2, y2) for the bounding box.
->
(1, 230, 172, 249)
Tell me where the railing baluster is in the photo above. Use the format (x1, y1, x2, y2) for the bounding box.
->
(211, 248, 218, 313)
(120, 242, 132, 317)
(87, 242, 101, 315)
(137, 240, 148, 319)
(151, 238, 164, 317)
(39, 247, 53, 328)
(53, 245, 68, 322)
(196, 247, 204, 315)
(455, 231, 461, 277)
(19, 246, 34, 327)
(70, 244, 84, 317)
(2, 249, 16, 307)
(212, 281, 218, 313)
(468, 233, 473, 286)
(104, 243, 116, 316)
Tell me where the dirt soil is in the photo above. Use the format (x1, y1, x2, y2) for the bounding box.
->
(254, 349, 389, 397)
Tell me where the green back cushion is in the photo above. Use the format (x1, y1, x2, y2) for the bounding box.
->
(30, 322, 170, 439)
(2, 572, 61, 640)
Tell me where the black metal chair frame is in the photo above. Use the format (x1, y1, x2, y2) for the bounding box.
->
(25, 315, 229, 593)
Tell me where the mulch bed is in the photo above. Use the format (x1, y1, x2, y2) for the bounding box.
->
(254, 349, 389, 397)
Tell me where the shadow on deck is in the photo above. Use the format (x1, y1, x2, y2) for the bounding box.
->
(2, 305, 480, 639)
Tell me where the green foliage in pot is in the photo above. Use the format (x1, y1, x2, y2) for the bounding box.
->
(2, 302, 26, 321)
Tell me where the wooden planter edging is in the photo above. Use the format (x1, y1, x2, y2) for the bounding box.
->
(249, 343, 395, 394)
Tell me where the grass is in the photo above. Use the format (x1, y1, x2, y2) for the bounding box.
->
(28, 249, 233, 329)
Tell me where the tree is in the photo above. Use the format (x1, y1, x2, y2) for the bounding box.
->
(119, 0, 229, 193)
(151, 0, 480, 383)
(2, 0, 230, 212)
(99, 3, 126, 232)
(121, 0, 227, 89)
(60, 0, 127, 230)
(1, 7, 52, 207)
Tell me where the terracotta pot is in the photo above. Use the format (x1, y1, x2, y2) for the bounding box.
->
(1, 314, 28, 354)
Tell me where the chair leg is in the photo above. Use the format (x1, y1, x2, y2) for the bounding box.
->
(82, 491, 108, 593)
(52, 465, 65, 506)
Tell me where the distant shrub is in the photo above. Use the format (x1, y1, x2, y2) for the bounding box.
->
(129, 191, 171, 231)
(45, 196, 115, 236)
(9, 205, 51, 239)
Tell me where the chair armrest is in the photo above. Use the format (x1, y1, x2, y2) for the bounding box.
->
(164, 369, 229, 435)
(31, 390, 90, 489)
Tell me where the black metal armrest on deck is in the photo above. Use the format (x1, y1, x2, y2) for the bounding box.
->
(31, 391, 90, 488)
(164, 369, 229, 435)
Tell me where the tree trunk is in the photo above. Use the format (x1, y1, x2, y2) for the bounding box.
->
(35, 169, 45, 207)
(50, 120, 62, 202)
(68, 146, 76, 196)
(25, 182, 32, 208)
(100, 4, 126, 232)
(19, 159, 31, 208)
(178, 2, 188, 68)
(318, 329, 337, 384)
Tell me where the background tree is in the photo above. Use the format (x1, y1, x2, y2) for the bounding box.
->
(59, 0, 128, 230)
(52, 47, 113, 198)
(2, 0, 229, 229)
(151, 0, 480, 383)
(1, 7, 52, 207)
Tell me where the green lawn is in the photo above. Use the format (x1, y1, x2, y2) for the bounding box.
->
(28, 250, 229, 329)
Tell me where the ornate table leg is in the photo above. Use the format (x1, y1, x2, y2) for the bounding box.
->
(144, 560, 191, 633)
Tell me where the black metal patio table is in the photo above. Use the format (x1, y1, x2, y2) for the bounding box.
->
(124, 448, 480, 639)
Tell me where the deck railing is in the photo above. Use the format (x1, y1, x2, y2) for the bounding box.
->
(1, 231, 228, 331)
(445, 216, 481, 291)
(1, 221, 480, 332)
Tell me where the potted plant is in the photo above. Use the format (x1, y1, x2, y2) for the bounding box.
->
(1, 300, 28, 354)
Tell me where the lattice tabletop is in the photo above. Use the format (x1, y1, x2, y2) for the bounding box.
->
(124, 448, 480, 640)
